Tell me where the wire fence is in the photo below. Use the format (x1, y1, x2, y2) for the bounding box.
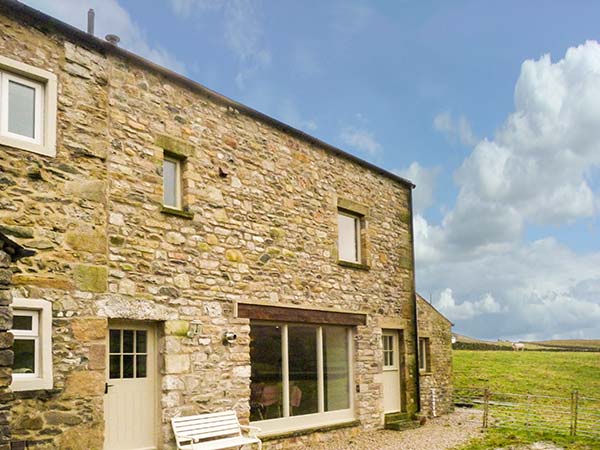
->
(454, 387, 600, 440)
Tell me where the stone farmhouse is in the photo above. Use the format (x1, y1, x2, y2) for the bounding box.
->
(0, 1, 452, 449)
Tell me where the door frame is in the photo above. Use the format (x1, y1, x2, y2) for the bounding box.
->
(104, 319, 160, 450)
(382, 329, 407, 414)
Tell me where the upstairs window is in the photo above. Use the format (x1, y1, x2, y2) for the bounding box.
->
(338, 211, 361, 263)
(1, 72, 43, 144)
(0, 56, 57, 157)
(163, 156, 182, 209)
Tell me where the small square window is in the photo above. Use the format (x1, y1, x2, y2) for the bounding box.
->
(163, 156, 182, 209)
(10, 298, 53, 391)
(338, 211, 361, 263)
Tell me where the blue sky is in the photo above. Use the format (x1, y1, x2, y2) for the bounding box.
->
(26, 0, 600, 341)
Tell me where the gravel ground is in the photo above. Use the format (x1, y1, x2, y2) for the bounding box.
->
(311, 408, 483, 450)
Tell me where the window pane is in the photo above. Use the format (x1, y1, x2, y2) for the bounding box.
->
(338, 213, 358, 262)
(122, 330, 134, 353)
(13, 315, 33, 331)
(163, 159, 178, 207)
(123, 355, 134, 378)
(136, 355, 147, 378)
(136, 330, 147, 353)
(109, 355, 121, 379)
(323, 326, 350, 411)
(13, 339, 35, 374)
(109, 329, 121, 353)
(8, 80, 36, 138)
(250, 324, 283, 421)
(288, 325, 318, 416)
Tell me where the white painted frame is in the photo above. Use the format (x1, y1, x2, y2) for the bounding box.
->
(337, 210, 361, 264)
(163, 156, 182, 210)
(419, 337, 430, 372)
(0, 55, 57, 157)
(250, 322, 355, 435)
(10, 298, 53, 391)
(0, 72, 44, 145)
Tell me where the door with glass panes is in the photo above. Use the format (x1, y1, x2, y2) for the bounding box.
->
(104, 322, 157, 450)
(382, 330, 402, 413)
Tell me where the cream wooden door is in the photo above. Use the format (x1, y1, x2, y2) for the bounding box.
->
(104, 322, 157, 450)
(382, 330, 402, 413)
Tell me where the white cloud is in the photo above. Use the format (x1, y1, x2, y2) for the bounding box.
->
(417, 42, 600, 340)
(339, 126, 381, 156)
(436, 289, 501, 321)
(169, 0, 271, 89)
(25, 0, 186, 73)
(394, 162, 440, 212)
(434, 112, 478, 147)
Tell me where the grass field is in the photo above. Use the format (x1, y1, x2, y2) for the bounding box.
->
(454, 350, 600, 398)
(454, 350, 600, 449)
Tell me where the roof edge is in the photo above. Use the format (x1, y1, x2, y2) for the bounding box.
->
(2, 0, 415, 189)
(416, 293, 454, 326)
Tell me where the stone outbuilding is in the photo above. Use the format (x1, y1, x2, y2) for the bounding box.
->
(0, 1, 450, 449)
(416, 294, 454, 417)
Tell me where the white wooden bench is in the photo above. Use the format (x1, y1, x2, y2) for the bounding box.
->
(172, 410, 262, 450)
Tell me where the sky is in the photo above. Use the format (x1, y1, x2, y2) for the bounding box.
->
(23, 0, 600, 341)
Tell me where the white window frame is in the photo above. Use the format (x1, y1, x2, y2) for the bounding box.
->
(250, 322, 355, 435)
(10, 298, 53, 391)
(163, 155, 182, 210)
(419, 337, 430, 372)
(337, 210, 362, 264)
(0, 55, 57, 157)
(0, 72, 44, 145)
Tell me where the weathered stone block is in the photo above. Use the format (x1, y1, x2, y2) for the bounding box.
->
(225, 249, 243, 262)
(73, 264, 108, 293)
(65, 180, 106, 203)
(0, 333, 13, 350)
(64, 371, 104, 397)
(88, 344, 106, 370)
(0, 225, 33, 239)
(11, 275, 73, 290)
(164, 320, 188, 337)
(66, 229, 106, 254)
(44, 411, 83, 426)
(71, 318, 107, 342)
(164, 354, 190, 374)
(0, 351, 13, 367)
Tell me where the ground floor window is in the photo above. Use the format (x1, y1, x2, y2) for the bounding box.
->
(249, 321, 354, 432)
(10, 298, 53, 391)
(419, 337, 431, 372)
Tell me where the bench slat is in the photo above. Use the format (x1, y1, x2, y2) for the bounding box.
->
(172, 410, 261, 450)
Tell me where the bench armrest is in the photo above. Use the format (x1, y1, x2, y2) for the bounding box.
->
(240, 425, 262, 438)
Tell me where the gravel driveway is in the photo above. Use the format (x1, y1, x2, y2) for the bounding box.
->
(310, 408, 483, 450)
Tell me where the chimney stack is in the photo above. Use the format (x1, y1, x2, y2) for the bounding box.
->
(87, 9, 95, 35)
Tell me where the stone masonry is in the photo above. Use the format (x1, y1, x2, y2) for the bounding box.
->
(417, 295, 454, 417)
(0, 3, 424, 449)
(0, 246, 13, 450)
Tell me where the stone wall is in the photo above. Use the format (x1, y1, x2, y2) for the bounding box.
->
(0, 247, 13, 450)
(417, 295, 453, 417)
(0, 6, 419, 449)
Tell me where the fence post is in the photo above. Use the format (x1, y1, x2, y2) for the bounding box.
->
(482, 388, 489, 429)
(573, 390, 579, 437)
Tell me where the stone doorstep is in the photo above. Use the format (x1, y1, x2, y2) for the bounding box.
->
(383, 412, 421, 431)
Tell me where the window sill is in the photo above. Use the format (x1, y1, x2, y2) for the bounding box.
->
(419, 370, 433, 376)
(337, 260, 370, 271)
(10, 378, 53, 392)
(260, 419, 360, 441)
(160, 206, 194, 219)
(0, 135, 55, 157)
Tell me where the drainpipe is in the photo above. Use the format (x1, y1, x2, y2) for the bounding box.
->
(408, 187, 421, 414)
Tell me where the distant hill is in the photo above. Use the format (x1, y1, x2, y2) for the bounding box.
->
(452, 334, 600, 352)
